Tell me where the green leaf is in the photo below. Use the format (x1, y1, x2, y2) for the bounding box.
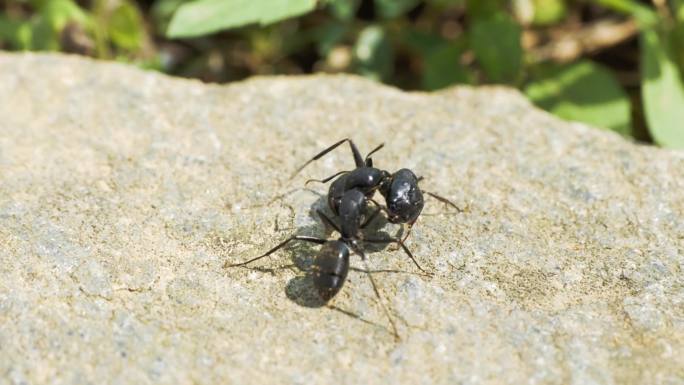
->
(28, 0, 49, 9)
(676, 0, 684, 22)
(354, 25, 393, 81)
(30, 16, 59, 50)
(15, 22, 33, 49)
(131, 56, 164, 71)
(676, 0, 684, 24)
(167, 0, 317, 38)
(0, 15, 29, 48)
(312, 21, 348, 56)
(109, 2, 144, 50)
(401, 29, 449, 55)
(427, 0, 464, 7)
(466, 0, 504, 18)
(0, 14, 26, 48)
(469, 13, 522, 83)
(327, 0, 360, 21)
(375, 0, 419, 19)
(641, 29, 684, 148)
(672, 4, 684, 69)
(151, 0, 189, 34)
(532, 0, 566, 26)
(40, 0, 90, 31)
(422, 43, 473, 90)
(18, 0, 91, 51)
(594, 0, 657, 28)
(400, 29, 472, 89)
(525, 60, 632, 136)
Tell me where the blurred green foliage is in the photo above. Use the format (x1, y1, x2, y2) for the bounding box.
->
(1, 0, 683, 148)
(525, 60, 631, 135)
(469, 13, 522, 84)
(641, 28, 684, 147)
(167, 0, 317, 38)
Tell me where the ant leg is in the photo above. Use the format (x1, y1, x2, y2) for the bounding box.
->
(368, 198, 391, 216)
(400, 222, 414, 243)
(226, 235, 326, 267)
(291, 138, 364, 178)
(360, 258, 400, 341)
(326, 305, 387, 329)
(366, 198, 399, 246)
(316, 209, 342, 234)
(360, 207, 381, 229)
(349, 246, 400, 340)
(366, 198, 402, 247)
(363, 236, 428, 274)
(304, 170, 349, 186)
(350, 266, 428, 276)
(364, 143, 385, 167)
(416, 176, 462, 212)
(424, 191, 463, 212)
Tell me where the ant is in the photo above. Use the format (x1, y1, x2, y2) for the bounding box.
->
(292, 138, 461, 242)
(227, 139, 453, 339)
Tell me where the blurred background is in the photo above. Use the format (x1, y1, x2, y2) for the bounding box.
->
(1, 0, 682, 147)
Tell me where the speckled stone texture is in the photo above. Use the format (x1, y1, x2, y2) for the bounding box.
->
(0, 53, 683, 384)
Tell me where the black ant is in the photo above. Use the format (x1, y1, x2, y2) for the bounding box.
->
(292, 138, 460, 242)
(227, 139, 453, 339)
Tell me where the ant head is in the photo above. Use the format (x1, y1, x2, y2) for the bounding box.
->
(384, 169, 424, 224)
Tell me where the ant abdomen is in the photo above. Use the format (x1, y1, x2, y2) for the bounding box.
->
(312, 241, 350, 301)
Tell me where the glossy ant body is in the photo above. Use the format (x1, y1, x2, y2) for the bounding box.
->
(228, 139, 456, 339)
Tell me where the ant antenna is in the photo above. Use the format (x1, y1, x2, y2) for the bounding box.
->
(424, 192, 463, 212)
(360, 257, 400, 341)
(304, 170, 349, 186)
(364, 143, 385, 166)
(291, 138, 364, 179)
(363, 236, 429, 274)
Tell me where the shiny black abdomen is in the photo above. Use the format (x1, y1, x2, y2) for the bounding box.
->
(313, 241, 350, 300)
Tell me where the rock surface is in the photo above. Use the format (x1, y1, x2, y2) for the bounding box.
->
(0, 53, 683, 384)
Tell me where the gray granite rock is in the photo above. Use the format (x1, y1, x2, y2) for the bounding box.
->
(0, 53, 683, 384)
